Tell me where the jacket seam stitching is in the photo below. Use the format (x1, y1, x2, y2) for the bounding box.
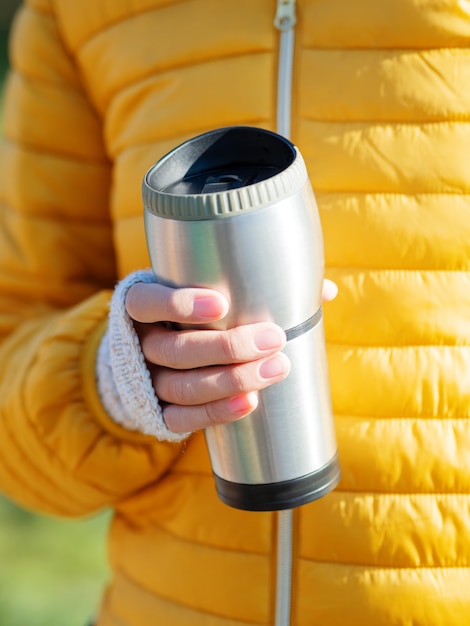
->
(69, 0, 192, 52)
(1, 135, 110, 167)
(101, 48, 273, 114)
(113, 567, 263, 625)
(0, 200, 112, 227)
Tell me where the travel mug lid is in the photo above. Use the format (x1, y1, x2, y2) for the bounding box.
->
(143, 126, 308, 220)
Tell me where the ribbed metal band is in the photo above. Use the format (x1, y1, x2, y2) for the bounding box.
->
(285, 307, 322, 342)
(142, 148, 308, 221)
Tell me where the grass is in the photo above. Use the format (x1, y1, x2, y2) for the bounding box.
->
(0, 26, 111, 626)
(0, 498, 111, 626)
(0, 28, 8, 122)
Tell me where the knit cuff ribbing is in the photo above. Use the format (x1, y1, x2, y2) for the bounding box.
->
(96, 269, 190, 443)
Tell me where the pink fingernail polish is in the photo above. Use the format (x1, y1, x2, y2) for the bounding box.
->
(254, 328, 284, 351)
(193, 296, 224, 318)
(259, 355, 288, 380)
(229, 392, 258, 415)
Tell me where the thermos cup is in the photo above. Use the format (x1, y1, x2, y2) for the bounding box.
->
(142, 126, 340, 511)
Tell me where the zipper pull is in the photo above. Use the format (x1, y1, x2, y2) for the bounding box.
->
(274, 0, 297, 31)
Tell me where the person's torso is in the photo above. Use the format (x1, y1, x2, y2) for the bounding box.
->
(54, 1, 470, 623)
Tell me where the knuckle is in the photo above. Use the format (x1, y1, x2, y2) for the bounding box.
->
(204, 401, 231, 427)
(165, 374, 194, 406)
(166, 288, 190, 319)
(165, 290, 179, 319)
(220, 328, 243, 361)
(142, 330, 177, 368)
(161, 407, 184, 435)
(227, 363, 250, 393)
(156, 335, 180, 369)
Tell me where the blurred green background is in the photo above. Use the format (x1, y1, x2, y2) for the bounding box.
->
(0, 3, 111, 625)
(0, 0, 15, 112)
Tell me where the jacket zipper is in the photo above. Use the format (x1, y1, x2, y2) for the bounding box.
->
(273, 5, 297, 623)
(274, 0, 297, 139)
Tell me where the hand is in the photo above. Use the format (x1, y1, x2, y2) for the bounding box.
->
(126, 280, 337, 434)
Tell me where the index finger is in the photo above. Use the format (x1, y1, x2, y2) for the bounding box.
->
(125, 282, 229, 324)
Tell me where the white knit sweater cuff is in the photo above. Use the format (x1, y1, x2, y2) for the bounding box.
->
(96, 269, 190, 443)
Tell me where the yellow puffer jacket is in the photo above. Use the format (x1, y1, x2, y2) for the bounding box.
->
(1, 0, 470, 624)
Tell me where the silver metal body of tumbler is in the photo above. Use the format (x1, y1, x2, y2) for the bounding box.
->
(142, 127, 340, 511)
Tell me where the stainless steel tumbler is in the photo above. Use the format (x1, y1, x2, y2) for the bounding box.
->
(142, 126, 340, 511)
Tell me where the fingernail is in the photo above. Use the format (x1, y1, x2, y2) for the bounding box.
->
(259, 355, 289, 380)
(254, 328, 284, 351)
(229, 392, 258, 415)
(323, 279, 338, 302)
(193, 296, 226, 319)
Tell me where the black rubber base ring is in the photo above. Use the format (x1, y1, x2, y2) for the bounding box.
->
(213, 453, 341, 512)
